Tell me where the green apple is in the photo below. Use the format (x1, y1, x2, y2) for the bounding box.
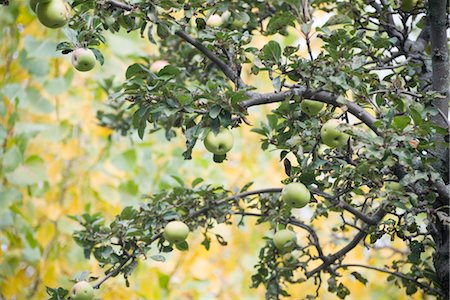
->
(320, 119, 349, 148)
(400, 0, 418, 12)
(281, 182, 311, 209)
(204, 128, 234, 155)
(206, 14, 224, 27)
(300, 100, 324, 117)
(163, 221, 189, 244)
(71, 48, 96, 72)
(70, 281, 94, 300)
(36, 0, 69, 28)
(273, 229, 297, 253)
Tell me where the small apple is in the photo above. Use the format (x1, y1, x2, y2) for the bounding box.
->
(300, 100, 324, 117)
(71, 48, 96, 72)
(281, 182, 311, 209)
(36, 0, 69, 29)
(163, 221, 189, 244)
(70, 281, 94, 300)
(400, 0, 418, 12)
(273, 229, 297, 253)
(206, 14, 224, 27)
(320, 119, 350, 148)
(204, 128, 234, 155)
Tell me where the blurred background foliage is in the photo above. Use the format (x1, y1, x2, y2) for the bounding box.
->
(0, 3, 429, 300)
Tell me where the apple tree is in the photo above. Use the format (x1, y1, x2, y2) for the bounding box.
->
(18, 0, 450, 299)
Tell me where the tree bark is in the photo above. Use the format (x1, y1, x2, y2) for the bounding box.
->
(428, 0, 449, 297)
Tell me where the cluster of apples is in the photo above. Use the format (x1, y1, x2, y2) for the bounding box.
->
(29, 0, 97, 72)
(301, 99, 350, 148)
(271, 182, 311, 253)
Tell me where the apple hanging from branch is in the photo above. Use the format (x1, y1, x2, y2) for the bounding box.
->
(320, 119, 350, 148)
(300, 99, 325, 117)
(273, 229, 297, 253)
(281, 182, 311, 209)
(163, 221, 190, 244)
(71, 48, 96, 72)
(70, 281, 94, 300)
(35, 0, 69, 29)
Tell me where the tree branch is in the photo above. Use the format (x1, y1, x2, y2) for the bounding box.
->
(91, 188, 282, 289)
(106, 0, 245, 89)
(310, 188, 378, 225)
(174, 30, 246, 89)
(106, 0, 133, 11)
(337, 264, 444, 297)
(305, 207, 387, 278)
(242, 88, 380, 135)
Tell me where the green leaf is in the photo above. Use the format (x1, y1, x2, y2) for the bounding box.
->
(175, 241, 189, 251)
(408, 240, 424, 264)
(391, 115, 411, 131)
(262, 41, 282, 63)
(150, 255, 166, 262)
(209, 105, 222, 119)
(191, 177, 204, 187)
(158, 65, 180, 77)
(3, 145, 23, 172)
(351, 271, 368, 285)
(6, 155, 47, 186)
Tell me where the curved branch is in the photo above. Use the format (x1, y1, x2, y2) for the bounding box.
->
(232, 211, 329, 267)
(242, 88, 380, 135)
(337, 264, 444, 296)
(92, 188, 282, 289)
(174, 30, 245, 89)
(106, 0, 245, 89)
(106, 0, 133, 11)
(310, 188, 378, 225)
(305, 207, 387, 278)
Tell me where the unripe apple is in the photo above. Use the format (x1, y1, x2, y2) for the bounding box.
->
(400, 0, 418, 12)
(163, 221, 189, 244)
(281, 182, 311, 208)
(70, 281, 94, 300)
(204, 128, 234, 155)
(320, 119, 349, 148)
(71, 48, 96, 72)
(36, 0, 69, 29)
(300, 100, 324, 117)
(273, 229, 297, 253)
(206, 14, 224, 27)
